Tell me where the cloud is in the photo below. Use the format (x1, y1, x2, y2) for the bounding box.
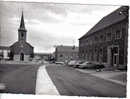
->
(0, 1, 120, 53)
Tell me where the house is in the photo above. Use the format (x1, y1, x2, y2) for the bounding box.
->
(0, 46, 10, 60)
(34, 53, 52, 61)
(55, 45, 79, 62)
(79, 6, 129, 68)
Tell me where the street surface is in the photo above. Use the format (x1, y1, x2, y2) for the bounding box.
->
(46, 64, 126, 97)
(0, 64, 40, 94)
(0, 63, 126, 98)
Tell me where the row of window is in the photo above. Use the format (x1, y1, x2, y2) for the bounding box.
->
(80, 47, 103, 56)
(80, 28, 125, 46)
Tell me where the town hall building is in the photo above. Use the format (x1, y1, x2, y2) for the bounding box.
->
(79, 6, 128, 69)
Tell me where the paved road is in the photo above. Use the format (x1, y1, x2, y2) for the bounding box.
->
(0, 64, 40, 94)
(46, 64, 126, 97)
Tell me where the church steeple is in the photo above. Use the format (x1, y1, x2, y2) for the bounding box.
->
(19, 11, 25, 29)
(18, 11, 27, 41)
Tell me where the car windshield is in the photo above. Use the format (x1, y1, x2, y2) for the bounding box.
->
(69, 61, 76, 63)
(81, 62, 87, 65)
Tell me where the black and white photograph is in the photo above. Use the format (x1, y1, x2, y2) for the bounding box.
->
(0, 1, 129, 98)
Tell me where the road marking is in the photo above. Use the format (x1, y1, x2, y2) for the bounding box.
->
(35, 65, 60, 95)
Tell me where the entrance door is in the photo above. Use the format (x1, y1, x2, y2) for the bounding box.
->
(113, 47, 119, 66)
(113, 54, 118, 66)
(107, 46, 119, 67)
(20, 53, 24, 61)
(107, 47, 112, 66)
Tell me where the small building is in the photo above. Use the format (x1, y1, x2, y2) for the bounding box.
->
(34, 53, 52, 61)
(0, 46, 10, 60)
(10, 12, 34, 61)
(79, 6, 128, 68)
(55, 45, 79, 62)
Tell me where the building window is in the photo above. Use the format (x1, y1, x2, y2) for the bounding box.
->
(115, 30, 121, 39)
(95, 36, 98, 43)
(122, 28, 126, 36)
(103, 34, 106, 41)
(60, 54, 63, 57)
(107, 33, 111, 41)
(100, 35, 103, 42)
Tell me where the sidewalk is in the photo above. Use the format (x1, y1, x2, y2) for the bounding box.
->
(35, 65, 60, 95)
(76, 69, 127, 86)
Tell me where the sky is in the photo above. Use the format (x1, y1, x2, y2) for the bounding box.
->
(0, 1, 120, 53)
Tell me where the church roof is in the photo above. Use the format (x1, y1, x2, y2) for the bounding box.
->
(10, 41, 33, 48)
(0, 46, 10, 50)
(79, 6, 128, 40)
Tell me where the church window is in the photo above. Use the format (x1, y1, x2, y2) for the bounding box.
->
(21, 33, 24, 38)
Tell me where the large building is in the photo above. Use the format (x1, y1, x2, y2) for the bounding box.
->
(0, 12, 34, 61)
(55, 45, 79, 62)
(79, 6, 129, 68)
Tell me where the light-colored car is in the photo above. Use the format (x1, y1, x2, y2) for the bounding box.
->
(72, 60, 85, 68)
(0, 83, 6, 92)
(55, 61, 64, 65)
(67, 60, 77, 66)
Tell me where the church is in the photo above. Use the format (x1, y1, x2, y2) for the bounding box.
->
(9, 12, 34, 61)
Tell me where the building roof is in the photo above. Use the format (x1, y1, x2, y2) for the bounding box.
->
(56, 45, 79, 52)
(10, 41, 33, 48)
(79, 6, 128, 40)
(0, 46, 10, 50)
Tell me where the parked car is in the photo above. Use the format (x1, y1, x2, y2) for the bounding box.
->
(78, 62, 105, 69)
(55, 61, 64, 65)
(117, 66, 127, 71)
(67, 60, 77, 67)
(78, 62, 94, 69)
(73, 60, 85, 68)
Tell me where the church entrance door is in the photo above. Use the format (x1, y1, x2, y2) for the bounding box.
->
(20, 53, 24, 61)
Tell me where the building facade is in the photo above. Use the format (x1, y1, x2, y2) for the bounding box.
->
(0, 46, 10, 60)
(34, 53, 52, 61)
(10, 12, 34, 61)
(55, 45, 79, 62)
(79, 6, 129, 68)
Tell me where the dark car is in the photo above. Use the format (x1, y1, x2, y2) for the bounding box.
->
(78, 62, 94, 69)
(78, 62, 105, 69)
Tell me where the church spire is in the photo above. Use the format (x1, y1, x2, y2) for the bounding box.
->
(18, 11, 27, 41)
(19, 11, 25, 29)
